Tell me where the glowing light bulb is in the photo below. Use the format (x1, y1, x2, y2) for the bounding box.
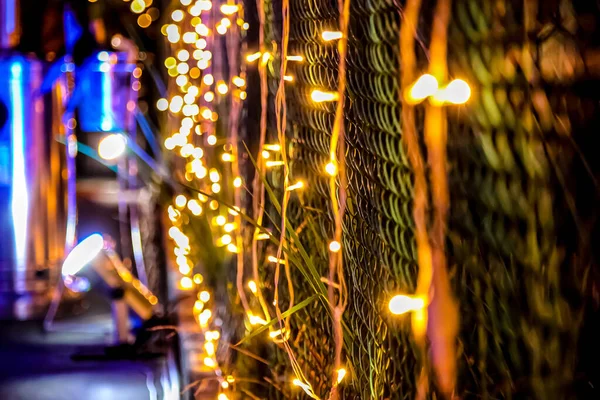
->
(218, 394, 229, 400)
(199, 291, 210, 302)
(98, 134, 127, 161)
(220, 18, 231, 28)
(212, 183, 221, 193)
(255, 232, 270, 240)
(267, 256, 285, 264)
(261, 150, 270, 159)
(269, 328, 284, 338)
(247, 280, 257, 293)
(325, 162, 337, 176)
(177, 63, 189, 75)
(193, 274, 203, 284)
(204, 91, 215, 102)
(388, 294, 425, 315)
(204, 357, 216, 368)
(336, 368, 347, 383)
(246, 52, 261, 62)
(217, 82, 229, 94)
(233, 177, 242, 187)
(266, 161, 285, 167)
(261, 52, 271, 64)
(329, 241, 341, 252)
(188, 199, 203, 216)
(175, 195, 187, 209)
(203, 74, 214, 85)
(180, 277, 194, 289)
(130, 0, 146, 14)
(221, 153, 233, 162)
(196, 24, 209, 36)
(209, 169, 220, 182)
(224, 223, 235, 233)
(171, 10, 184, 21)
(227, 243, 239, 253)
(407, 74, 438, 104)
(207, 135, 217, 145)
(221, 381, 229, 389)
(183, 32, 198, 44)
(216, 24, 227, 35)
(286, 181, 304, 191)
(232, 76, 245, 87)
(311, 89, 339, 102)
(220, 234, 232, 246)
(263, 144, 281, 151)
(440, 78, 471, 105)
(220, 4, 239, 15)
(249, 315, 267, 325)
(283, 75, 294, 82)
(215, 215, 227, 226)
(286, 55, 304, 62)
(157, 98, 168, 111)
(321, 31, 343, 41)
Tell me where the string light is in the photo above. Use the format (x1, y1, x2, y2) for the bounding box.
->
(233, 177, 242, 187)
(321, 31, 343, 41)
(180, 276, 194, 290)
(246, 52, 261, 62)
(232, 76, 245, 87)
(266, 161, 285, 167)
(267, 256, 286, 264)
(336, 368, 347, 384)
(175, 195, 187, 208)
(217, 394, 229, 400)
(286, 181, 305, 191)
(263, 144, 281, 151)
(434, 78, 471, 105)
(325, 161, 337, 176)
(311, 89, 339, 102)
(261, 150, 270, 159)
(217, 82, 229, 94)
(157, 98, 168, 111)
(220, 4, 239, 15)
(286, 55, 304, 62)
(406, 74, 438, 104)
(388, 294, 425, 315)
(261, 52, 271, 64)
(247, 280, 258, 293)
(283, 75, 294, 82)
(329, 241, 341, 253)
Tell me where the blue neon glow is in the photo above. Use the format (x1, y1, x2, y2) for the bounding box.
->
(4, 0, 15, 42)
(61, 233, 105, 276)
(10, 60, 28, 273)
(101, 62, 114, 131)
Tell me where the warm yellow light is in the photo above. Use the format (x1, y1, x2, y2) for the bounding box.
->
(209, 169, 220, 182)
(266, 161, 285, 167)
(207, 135, 217, 145)
(247, 280, 257, 293)
(226, 375, 235, 383)
(196, 38, 207, 50)
(221, 153, 233, 162)
(249, 314, 267, 325)
(180, 0, 192, 5)
(204, 357, 216, 368)
(221, 381, 229, 389)
(193, 274, 203, 284)
(176, 75, 188, 87)
(175, 194, 187, 208)
(232, 76, 245, 87)
(98, 134, 127, 161)
(177, 63, 189, 75)
(180, 276, 194, 290)
(212, 183, 221, 193)
(171, 10, 184, 21)
(202, 74, 214, 85)
(194, 300, 204, 312)
(286, 55, 304, 62)
(179, 263, 191, 275)
(199, 309, 212, 326)
(216, 24, 227, 35)
(246, 52, 261, 62)
(199, 290, 211, 302)
(336, 368, 347, 384)
(130, 0, 146, 14)
(261, 150, 270, 159)
(321, 31, 343, 41)
(176, 50, 190, 62)
(261, 52, 271, 64)
(215, 215, 227, 226)
(438, 78, 471, 105)
(263, 144, 281, 151)
(220, 18, 231, 28)
(255, 232, 270, 240)
(242, 22, 249, 30)
(227, 243, 239, 253)
(188, 199, 203, 216)
(217, 394, 229, 400)
(217, 82, 229, 94)
(220, 234, 232, 246)
(286, 181, 304, 191)
(157, 98, 168, 111)
(325, 161, 337, 176)
(196, 24, 209, 36)
(204, 91, 215, 102)
(197, 59, 209, 70)
(283, 75, 294, 82)
(204, 341, 215, 356)
(183, 32, 198, 43)
(388, 294, 425, 315)
(269, 328, 284, 338)
(267, 256, 285, 264)
(329, 241, 341, 252)
(206, 330, 220, 341)
(210, 200, 220, 211)
(220, 4, 239, 15)
(224, 223, 235, 233)
(311, 89, 339, 102)
(233, 177, 242, 187)
(240, 91, 247, 100)
(180, 143, 194, 157)
(407, 74, 438, 104)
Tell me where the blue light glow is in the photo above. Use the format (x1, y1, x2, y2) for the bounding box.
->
(101, 62, 114, 131)
(10, 60, 28, 273)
